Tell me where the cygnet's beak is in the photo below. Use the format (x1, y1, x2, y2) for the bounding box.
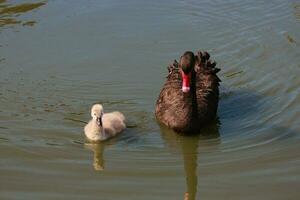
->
(96, 116, 103, 127)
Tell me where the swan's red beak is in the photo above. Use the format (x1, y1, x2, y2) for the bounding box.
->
(181, 70, 191, 93)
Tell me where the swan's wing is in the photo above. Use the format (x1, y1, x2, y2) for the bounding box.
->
(195, 51, 221, 120)
(103, 112, 126, 134)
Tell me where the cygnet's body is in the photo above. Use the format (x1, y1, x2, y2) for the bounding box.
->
(84, 104, 126, 141)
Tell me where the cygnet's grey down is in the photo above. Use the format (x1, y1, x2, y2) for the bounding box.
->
(84, 104, 126, 141)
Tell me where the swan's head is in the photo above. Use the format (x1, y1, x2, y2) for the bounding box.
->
(179, 51, 195, 93)
(91, 104, 104, 126)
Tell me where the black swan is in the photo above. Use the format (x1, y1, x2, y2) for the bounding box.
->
(155, 51, 221, 133)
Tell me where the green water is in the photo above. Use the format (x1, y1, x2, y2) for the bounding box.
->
(0, 0, 300, 199)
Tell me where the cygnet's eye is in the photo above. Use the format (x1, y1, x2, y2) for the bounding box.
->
(94, 113, 96, 116)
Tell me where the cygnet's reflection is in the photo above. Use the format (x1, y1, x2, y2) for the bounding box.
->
(84, 142, 106, 171)
(159, 122, 220, 200)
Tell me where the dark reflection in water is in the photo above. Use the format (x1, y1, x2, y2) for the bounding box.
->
(159, 123, 220, 200)
(0, 0, 46, 28)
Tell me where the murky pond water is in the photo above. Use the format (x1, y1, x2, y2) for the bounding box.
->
(1, 0, 300, 199)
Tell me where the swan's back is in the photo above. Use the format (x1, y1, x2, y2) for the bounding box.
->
(103, 111, 126, 136)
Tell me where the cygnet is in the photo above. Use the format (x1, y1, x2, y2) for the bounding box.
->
(84, 104, 126, 141)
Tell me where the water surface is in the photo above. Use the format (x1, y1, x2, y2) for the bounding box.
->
(0, 0, 300, 199)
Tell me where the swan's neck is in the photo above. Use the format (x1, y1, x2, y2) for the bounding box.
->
(99, 126, 107, 140)
(187, 72, 198, 119)
(93, 120, 107, 140)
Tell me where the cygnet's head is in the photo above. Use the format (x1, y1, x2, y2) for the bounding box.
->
(91, 104, 104, 126)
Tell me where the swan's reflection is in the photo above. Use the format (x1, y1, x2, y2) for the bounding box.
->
(0, 1, 46, 28)
(84, 142, 106, 171)
(159, 122, 220, 200)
